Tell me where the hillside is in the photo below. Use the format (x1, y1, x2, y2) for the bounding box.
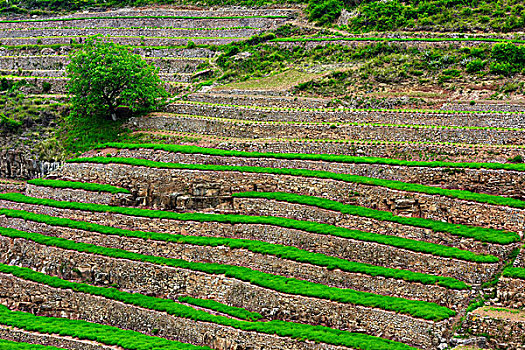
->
(0, 2, 525, 350)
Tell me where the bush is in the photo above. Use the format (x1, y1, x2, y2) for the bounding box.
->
(490, 62, 513, 76)
(306, 0, 344, 25)
(42, 81, 52, 92)
(466, 59, 485, 73)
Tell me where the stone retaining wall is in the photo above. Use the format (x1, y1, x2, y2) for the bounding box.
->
(0, 325, 118, 350)
(496, 277, 525, 309)
(0, 274, 352, 350)
(55, 162, 525, 234)
(462, 308, 525, 350)
(166, 102, 525, 128)
(0, 27, 259, 39)
(132, 115, 525, 146)
(0, 56, 203, 73)
(25, 184, 133, 206)
(0, 14, 291, 30)
(230, 197, 514, 258)
(0, 149, 61, 180)
(0, 215, 472, 308)
(0, 36, 243, 46)
(186, 93, 331, 109)
(176, 138, 524, 164)
(0, 47, 216, 59)
(102, 147, 525, 199)
(0, 199, 499, 284)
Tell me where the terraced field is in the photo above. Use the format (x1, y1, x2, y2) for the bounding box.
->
(1, 5, 525, 350)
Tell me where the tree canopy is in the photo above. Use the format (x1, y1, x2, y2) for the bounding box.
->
(67, 36, 168, 121)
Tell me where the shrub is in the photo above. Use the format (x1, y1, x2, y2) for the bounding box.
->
(306, 0, 344, 25)
(466, 59, 485, 73)
(42, 81, 52, 92)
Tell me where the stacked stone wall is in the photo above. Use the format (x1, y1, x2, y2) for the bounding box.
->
(0, 56, 203, 73)
(132, 114, 525, 146)
(54, 162, 525, 233)
(0, 274, 353, 350)
(174, 138, 524, 163)
(0, 150, 61, 180)
(0, 325, 117, 350)
(0, 36, 243, 46)
(103, 147, 525, 198)
(0, 199, 500, 285)
(167, 102, 525, 128)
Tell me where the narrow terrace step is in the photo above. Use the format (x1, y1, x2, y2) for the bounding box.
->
(130, 130, 525, 163)
(0, 14, 292, 30)
(0, 264, 440, 349)
(167, 101, 525, 128)
(0, 326, 121, 350)
(0, 36, 246, 46)
(0, 230, 462, 327)
(185, 93, 332, 109)
(0, 56, 205, 73)
(0, 27, 260, 39)
(94, 145, 525, 199)
(0, 194, 502, 284)
(131, 113, 525, 146)
(55, 159, 525, 233)
(0, 211, 474, 308)
(0, 304, 215, 350)
(461, 306, 525, 349)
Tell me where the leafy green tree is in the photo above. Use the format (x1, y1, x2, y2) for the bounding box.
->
(307, 0, 344, 25)
(67, 36, 167, 121)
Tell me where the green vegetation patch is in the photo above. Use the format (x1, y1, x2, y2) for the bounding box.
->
(178, 296, 263, 320)
(0, 193, 499, 263)
(27, 178, 130, 194)
(502, 266, 525, 280)
(68, 156, 525, 219)
(231, 192, 519, 245)
(0, 339, 65, 350)
(0, 207, 470, 290)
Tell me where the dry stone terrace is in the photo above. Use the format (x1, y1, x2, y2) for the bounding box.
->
(1, 5, 525, 350)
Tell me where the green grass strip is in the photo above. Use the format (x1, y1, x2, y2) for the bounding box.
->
(0, 299, 416, 350)
(0, 193, 498, 263)
(178, 296, 263, 320)
(272, 36, 525, 44)
(68, 156, 525, 222)
(27, 179, 130, 194)
(0, 339, 65, 350)
(0, 208, 469, 290)
(231, 192, 518, 245)
(0, 15, 288, 23)
(102, 142, 525, 173)
(502, 266, 525, 280)
(0, 226, 456, 321)
(0, 305, 211, 350)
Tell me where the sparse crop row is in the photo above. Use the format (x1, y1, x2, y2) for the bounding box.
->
(133, 130, 525, 149)
(172, 100, 525, 115)
(177, 296, 263, 320)
(0, 207, 470, 289)
(0, 265, 418, 350)
(154, 112, 524, 131)
(272, 36, 525, 44)
(0, 54, 207, 60)
(27, 179, 130, 194)
(67, 156, 525, 214)
(101, 142, 525, 173)
(0, 15, 289, 24)
(0, 193, 500, 263)
(0, 25, 255, 31)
